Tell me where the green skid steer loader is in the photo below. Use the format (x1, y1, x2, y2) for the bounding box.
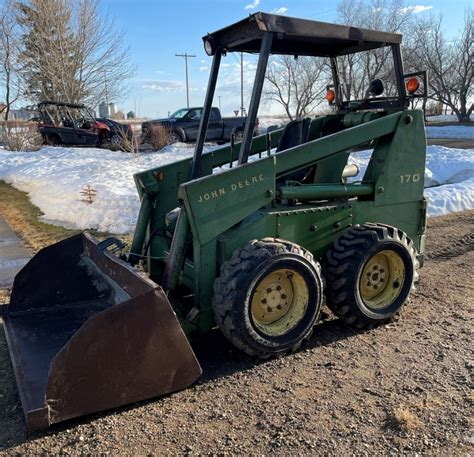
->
(2, 12, 428, 431)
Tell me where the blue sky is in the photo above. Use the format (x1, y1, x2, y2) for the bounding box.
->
(88, 1, 474, 118)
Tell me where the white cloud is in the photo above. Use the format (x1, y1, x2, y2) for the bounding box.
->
(142, 80, 184, 93)
(400, 5, 433, 14)
(244, 0, 259, 10)
(199, 66, 209, 72)
(272, 7, 288, 15)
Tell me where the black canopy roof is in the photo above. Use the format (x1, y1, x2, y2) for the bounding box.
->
(203, 12, 402, 57)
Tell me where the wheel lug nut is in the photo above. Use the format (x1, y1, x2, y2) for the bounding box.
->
(261, 298, 267, 304)
(267, 307, 273, 312)
(276, 285, 282, 291)
(266, 288, 272, 293)
(281, 294, 286, 299)
(277, 305, 282, 310)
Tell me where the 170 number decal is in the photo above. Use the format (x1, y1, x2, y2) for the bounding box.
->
(400, 173, 421, 183)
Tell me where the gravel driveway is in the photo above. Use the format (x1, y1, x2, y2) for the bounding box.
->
(0, 211, 472, 454)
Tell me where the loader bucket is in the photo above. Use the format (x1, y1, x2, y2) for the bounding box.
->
(2, 233, 202, 432)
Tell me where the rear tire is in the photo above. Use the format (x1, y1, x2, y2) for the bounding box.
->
(212, 238, 324, 358)
(323, 223, 418, 329)
(168, 131, 183, 144)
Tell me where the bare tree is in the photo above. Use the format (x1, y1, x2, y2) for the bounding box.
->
(410, 9, 472, 122)
(264, 55, 328, 120)
(336, 0, 414, 100)
(0, 0, 23, 120)
(16, 0, 135, 106)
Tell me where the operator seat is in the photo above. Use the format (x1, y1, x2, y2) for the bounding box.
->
(276, 117, 314, 183)
(276, 118, 311, 152)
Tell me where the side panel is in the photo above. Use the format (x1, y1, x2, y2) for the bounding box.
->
(365, 110, 426, 206)
(179, 156, 276, 246)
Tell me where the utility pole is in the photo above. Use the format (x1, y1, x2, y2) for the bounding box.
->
(218, 95, 222, 111)
(175, 52, 196, 108)
(240, 52, 244, 116)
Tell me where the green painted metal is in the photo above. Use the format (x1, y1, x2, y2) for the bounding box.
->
(130, 109, 427, 335)
(129, 194, 153, 265)
(279, 183, 374, 200)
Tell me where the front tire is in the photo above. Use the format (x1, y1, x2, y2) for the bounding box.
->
(323, 223, 418, 329)
(233, 129, 244, 142)
(212, 238, 324, 358)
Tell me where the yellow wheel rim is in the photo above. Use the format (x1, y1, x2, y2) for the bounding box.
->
(359, 250, 406, 309)
(250, 268, 309, 337)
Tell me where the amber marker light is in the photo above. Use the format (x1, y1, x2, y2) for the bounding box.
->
(406, 77, 420, 94)
(326, 89, 336, 103)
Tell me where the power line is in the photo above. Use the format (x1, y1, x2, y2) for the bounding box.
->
(175, 52, 196, 108)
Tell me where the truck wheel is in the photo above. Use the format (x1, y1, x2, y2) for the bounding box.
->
(168, 131, 183, 144)
(323, 224, 418, 329)
(233, 129, 244, 142)
(43, 134, 60, 146)
(212, 238, 324, 358)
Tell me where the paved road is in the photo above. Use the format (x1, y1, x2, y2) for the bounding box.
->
(428, 138, 473, 149)
(0, 217, 30, 287)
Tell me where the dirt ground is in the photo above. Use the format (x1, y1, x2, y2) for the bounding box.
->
(0, 210, 472, 455)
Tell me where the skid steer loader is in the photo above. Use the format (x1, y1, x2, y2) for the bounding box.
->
(2, 12, 428, 431)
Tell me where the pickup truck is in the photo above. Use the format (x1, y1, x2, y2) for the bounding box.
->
(141, 107, 258, 144)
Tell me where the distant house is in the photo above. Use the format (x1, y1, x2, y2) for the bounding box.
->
(126, 111, 135, 119)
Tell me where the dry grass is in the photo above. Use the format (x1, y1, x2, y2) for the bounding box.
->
(386, 407, 421, 433)
(1, 122, 42, 152)
(0, 181, 133, 253)
(149, 124, 171, 150)
(0, 180, 79, 252)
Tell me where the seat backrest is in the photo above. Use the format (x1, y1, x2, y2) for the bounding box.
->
(276, 117, 311, 152)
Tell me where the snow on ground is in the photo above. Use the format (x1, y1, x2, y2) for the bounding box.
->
(0, 144, 204, 233)
(426, 114, 473, 122)
(0, 143, 472, 233)
(348, 145, 474, 216)
(425, 125, 473, 139)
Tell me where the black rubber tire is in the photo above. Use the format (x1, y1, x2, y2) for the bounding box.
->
(233, 129, 244, 142)
(212, 238, 324, 358)
(168, 130, 183, 144)
(43, 134, 60, 146)
(323, 223, 419, 329)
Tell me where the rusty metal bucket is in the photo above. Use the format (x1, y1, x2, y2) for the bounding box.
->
(2, 233, 202, 431)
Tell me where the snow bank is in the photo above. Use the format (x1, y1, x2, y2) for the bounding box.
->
(349, 145, 473, 216)
(0, 144, 472, 233)
(0, 145, 199, 233)
(424, 178, 474, 216)
(426, 125, 474, 139)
